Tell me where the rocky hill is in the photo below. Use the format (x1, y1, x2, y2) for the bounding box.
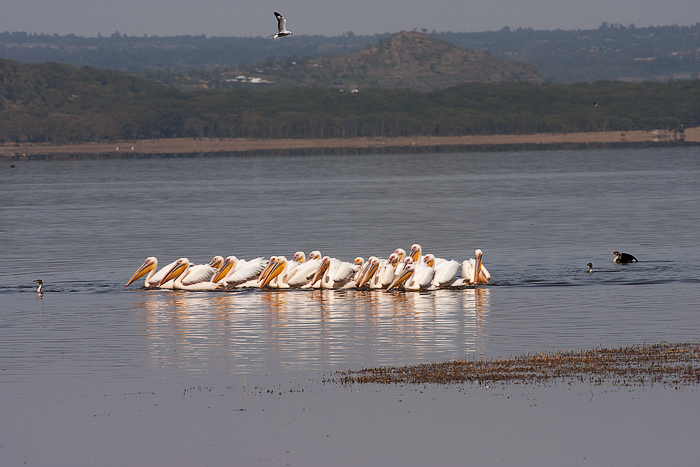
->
(242, 31, 542, 91)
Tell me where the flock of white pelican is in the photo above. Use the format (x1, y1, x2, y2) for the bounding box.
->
(125, 244, 490, 292)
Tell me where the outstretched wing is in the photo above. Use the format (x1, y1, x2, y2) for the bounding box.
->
(274, 12, 286, 32)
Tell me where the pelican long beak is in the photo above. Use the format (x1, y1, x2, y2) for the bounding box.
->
(474, 251, 483, 284)
(410, 246, 421, 262)
(159, 261, 187, 286)
(310, 258, 330, 286)
(209, 257, 223, 269)
(356, 261, 379, 288)
(126, 260, 155, 287)
(259, 258, 286, 289)
(387, 266, 413, 291)
(211, 258, 235, 283)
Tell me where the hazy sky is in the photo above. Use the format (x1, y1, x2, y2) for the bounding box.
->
(2, 0, 698, 37)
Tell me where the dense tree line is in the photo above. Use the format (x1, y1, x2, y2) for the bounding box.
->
(1, 24, 699, 83)
(1, 58, 699, 143)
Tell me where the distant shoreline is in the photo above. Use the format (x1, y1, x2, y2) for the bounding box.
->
(2, 128, 698, 159)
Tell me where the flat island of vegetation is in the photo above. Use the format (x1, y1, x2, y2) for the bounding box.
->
(330, 342, 700, 388)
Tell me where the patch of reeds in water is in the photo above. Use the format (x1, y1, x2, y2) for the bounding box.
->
(331, 342, 700, 388)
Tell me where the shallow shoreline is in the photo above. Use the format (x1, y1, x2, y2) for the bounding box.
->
(2, 127, 698, 158)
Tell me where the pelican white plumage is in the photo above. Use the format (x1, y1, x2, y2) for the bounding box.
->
(387, 258, 415, 291)
(369, 252, 400, 289)
(401, 256, 436, 291)
(462, 249, 490, 284)
(211, 256, 268, 287)
(284, 251, 323, 288)
(268, 12, 292, 39)
(158, 258, 222, 291)
(126, 257, 178, 288)
(311, 256, 362, 289)
(431, 258, 463, 287)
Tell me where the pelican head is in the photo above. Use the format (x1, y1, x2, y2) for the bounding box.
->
(257, 256, 278, 282)
(354, 257, 364, 266)
(356, 256, 379, 288)
(423, 253, 436, 268)
(211, 256, 238, 283)
(394, 248, 406, 262)
(159, 258, 189, 286)
(386, 252, 400, 267)
(259, 256, 287, 288)
(387, 262, 414, 291)
(308, 250, 322, 261)
(126, 257, 157, 287)
(292, 251, 306, 263)
(310, 256, 331, 286)
(409, 244, 422, 262)
(209, 256, 224, 270)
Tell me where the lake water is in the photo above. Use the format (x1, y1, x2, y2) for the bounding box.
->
(1, 147, 699, 466)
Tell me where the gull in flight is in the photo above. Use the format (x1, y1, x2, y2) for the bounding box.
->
(269, 12, 292, 39)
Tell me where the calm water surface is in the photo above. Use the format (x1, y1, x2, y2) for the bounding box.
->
(1, 147, 699, 466)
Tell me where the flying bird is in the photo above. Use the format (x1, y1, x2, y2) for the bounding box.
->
(269, 12, 293, 39)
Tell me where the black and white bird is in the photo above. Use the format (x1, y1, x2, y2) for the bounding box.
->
(611, 251, 638, 264)
(34, 279, 44, 295)
(268, 12, 292, 39)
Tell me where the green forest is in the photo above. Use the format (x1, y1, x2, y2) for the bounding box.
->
(2, 23, 699, 84)
(1, 58, 699, 144)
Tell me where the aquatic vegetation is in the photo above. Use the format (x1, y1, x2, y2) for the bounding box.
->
(332, 342, 700, 388)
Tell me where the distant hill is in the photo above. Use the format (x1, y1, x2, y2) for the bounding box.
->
(2, 24, 699, 84)
(241, 31, 542, 91)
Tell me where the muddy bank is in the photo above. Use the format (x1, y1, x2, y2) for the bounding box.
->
(2, 128, 697, 159)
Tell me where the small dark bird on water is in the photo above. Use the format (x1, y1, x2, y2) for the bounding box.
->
(611, 251, 638, 264)
(587, 263, 594, 273)
(34, 279, 44, 295)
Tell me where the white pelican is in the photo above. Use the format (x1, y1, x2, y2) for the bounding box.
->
(126, 257, 179, 288)
(34, 279, 44, 295)
(431, 258, 463, 287)
(462, 249, 491, 284)
(387, 257, 435, 291)
(403, 256, 436, 291)
(387, 259, 414, 291)
(284, 251, 323, 288)
(311, 256, 362, 289)
(211, 256, 269, 287)
(409, 244, 424, 263)
(369, 252, 400, 289)
(258, 256, 294, 289)
(268, 12, 293, 39)
(355, 256, 379, 288)
(158, 258, 222, 291)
